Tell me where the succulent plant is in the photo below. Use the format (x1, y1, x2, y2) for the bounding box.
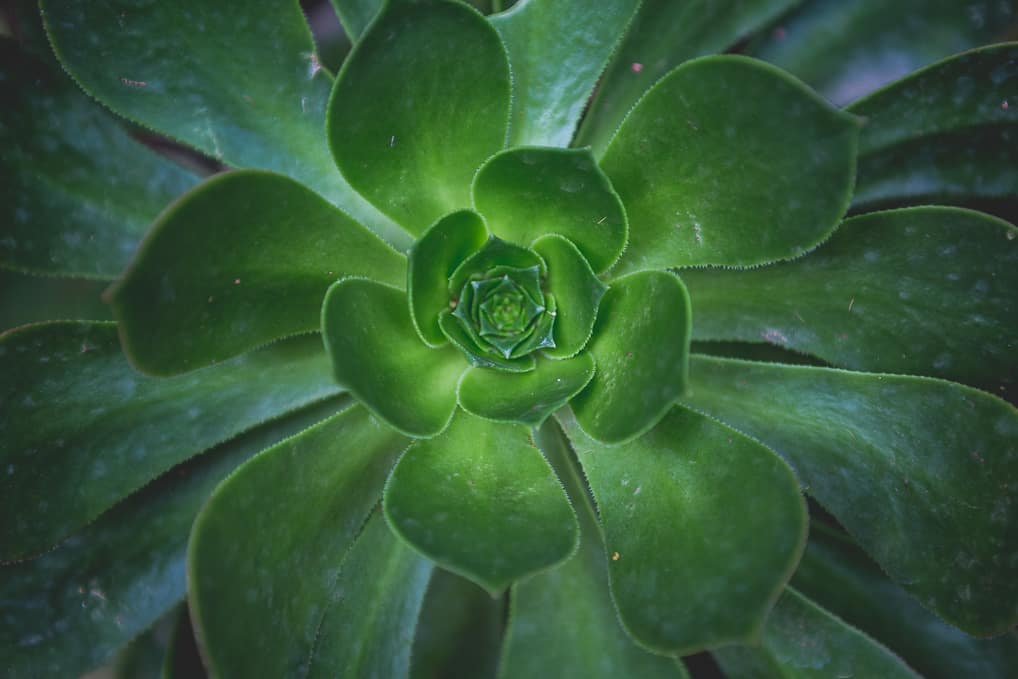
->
(2, 0, 1018, 677)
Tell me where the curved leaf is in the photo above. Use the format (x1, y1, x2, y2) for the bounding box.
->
(188, 405, 409, 678)
(532, 235, 607, 358)
(572, 270, 690, 444)
(559, 407, 807, 654)
(329, 0, 510, 235)
(0, 322, 341, 561)
(681, 355, 1018, 636)
(383, 410, 579, 593)
(438, 308, 537, 373)
(331, 0, 382, 40)
(602, 55, 859, 272)
(109, 170, 405, 376)
(0, 270, 111, 333)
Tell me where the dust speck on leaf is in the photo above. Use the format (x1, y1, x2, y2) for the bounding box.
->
(119, 77, 147, 87)
(631, 63, 643, 73)
(612, 551, 621, 561)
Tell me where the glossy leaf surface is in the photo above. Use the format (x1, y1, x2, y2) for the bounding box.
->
(109, 170, 405, 376)
(602, 56, 859, 272)
(323, 278, 466, 436)
(384, 411, 578, 593)
(681, 207, 1018, 393)
(561, 407, 806, 653)
(682, 356, 1018, 635)
(532, 235, 606, 358)
(189, 406, 409, 678)
(0, 38, 197, 279)
(329, 0, 510, 235)
(490, 0, 640, 147)
(0, 323, 341, 560)
(572, 271, 690, 444)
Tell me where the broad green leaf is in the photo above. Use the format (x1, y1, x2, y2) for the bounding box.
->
(713, 589, 919, 679)
(408, 210, 489, 347)
(0, 396, 347, 678)
(109, 170, 405, 376)
(472, 147, 627, 274)
(490, 0, 641, 147)
(793, 523, 1018, 679)
(680, 207, 1018, 394)
(40, 0, 408, 248)
(189, 405, 409, 679)
(575, 0, 801, 156)
(532, 235, 607, 357)
(499, 418, 689, 678)
(0, 270, 111, 333)
(681, 355, 1018, 636)
(0, 322, 341, 561)
(330, 0, 382, 40)
(572, 270, 690, 444)
(560, 408, 806, 654)
(328, 0, 510, 235)
(602, 56, 859, 272)
(458, 352, 595, 426)
(0, 38, 196, 279)
(752, 1, 1018, 106)
(323, 278, 466, 437)
(383, 410, 579, 593)
(305, 510, 433, 679)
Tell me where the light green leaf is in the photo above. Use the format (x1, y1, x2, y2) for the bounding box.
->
(0, 322, 342, 561)
(490, 0, 640, 147)
(560, 407, 807, 654)
(305, 510, 433, 679)
(322, 277, 466, 437)
(408, 210, 489, 347)
(0, 38, 196, 279)
(383, 410, 579, 593)
(602, 55, 859, 272)
(575, 0, 802, 156)
(473, 147, 627, 274)
(328, 0, 510, 235)
(109, 170, 405, 376)
(680, 207, 1018, 394)
(713, 589, 919, 679)
(0, 269, 111, 333)
(572, 270, 690, 444)
(40, 0, 407, 248)
(458, 352, 595, 426)
(532, 235, 607, 357)
(681, 355, 1018, 636)
(188, 405, 410, 678)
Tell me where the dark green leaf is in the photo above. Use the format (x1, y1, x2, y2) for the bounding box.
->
(532, 235, 607, 358)
(328, 0, 510, 235)
(438, 309, 536, 373)
(109, 170, 405, 376)
(681, 355, 1018, 636)
(713, 589, 919, 679)
(680, 207, 1018, 394)
(602, 56, 859, 272)
(572, 271, 690, 444)
(0, 269, 111, 333)
(560, 408, 806, 654)
(0, 38, 196, 279)
(0, 322, 342, 561)
(113, 616, 170, 679)
(189, 405, 409, 678)
(449, 237, 545, 295)
(330, 0, 382, 40)
(384, 410, 579, 593)
(490, 0, 640, 147)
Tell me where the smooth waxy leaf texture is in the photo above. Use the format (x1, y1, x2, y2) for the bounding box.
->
(572, 270, 690, 443)
(329, 0, 510, 235)
(189, 406, 409, 678)
(0, 39, 196, 279)
(602, 56, 859, 272)
(713, 589, 919, 679)
(681, 207, 1018, 393)
(532, 235, 607, 358)
(331, 0, 381, 40)
(0, 270, 110, 333)
(500, 419, 688, 678)
(322, 278, 466, 436)
(384, 411, 578, 593)
(0, 397, 345, 678)
(490, 0, 640, 147)
(109, 170, 404, 376)
(473, 147, 627, 273)
(681, 356, 1018, 635)
(40, 0, 406, 248)
(439, 309, 536, 373)
(0, 323, 341, 561)
(561, 408, 806, 653)
(575, 0, 801, 156)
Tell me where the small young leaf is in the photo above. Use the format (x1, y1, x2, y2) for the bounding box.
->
(532, 235, 607, 358)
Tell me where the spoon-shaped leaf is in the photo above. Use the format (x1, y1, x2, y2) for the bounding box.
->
(532, 235, 607, 358)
